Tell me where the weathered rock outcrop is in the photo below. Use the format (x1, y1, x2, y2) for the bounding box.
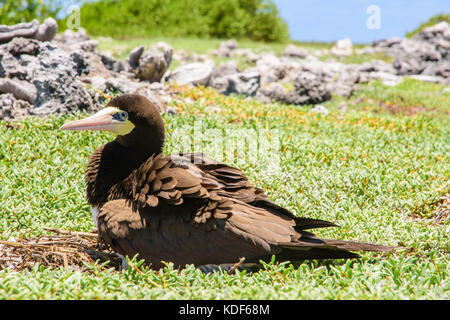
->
(0, 37, 93, 117)
(0, 18, 57, 44)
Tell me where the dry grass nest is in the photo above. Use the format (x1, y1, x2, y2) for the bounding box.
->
(0, 228, 122, 272)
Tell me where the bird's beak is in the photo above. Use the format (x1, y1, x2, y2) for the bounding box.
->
(60, 107, 134, 135)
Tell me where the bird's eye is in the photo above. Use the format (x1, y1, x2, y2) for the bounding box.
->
(113, 111, 128, 121)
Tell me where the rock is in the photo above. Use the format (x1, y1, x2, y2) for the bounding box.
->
(211, 71, 260, 97)
(331, 38, 353, 56)
(221, 39, 238, 51)
(283, 44, 308, 59)
(0, 78, 37, 103)
(172, 49, 208, 63)
(412, 21, 450, 43)
(291, 72, 331, 104)
(53, 28, 90, 46)
(408, 74, 446, 83)
(128, 42, 173, 82)
(70, 40, 99, 53)
(212, 40, 238, 57)
(0, 37, 93, 118)
(211, 61, 240, 79)
(256, 53, 282, 84)
(310, 104, 329, 115)
(0, 19, 57, 44)
(294, 60, 359, 97)
(166, 61, 215, 86)
(368, 22, 450, 79)
(104, 77, 167, 112)
(0, 93, 32, 121)
(256, 83, 288, 104)
(70, 49, 92, 76)
(166, 106, 177, 115)
(0, 20, 39, 43)
(358, 60, 396, 74)
(256, 72, 331, 105)
(127, 46, 144, 69)
(418, 59, 450, 79)
(99, 53, 126, 74)
(233, 48, 259, 63)
(82, 75, 107, 91)
(392, 56, 425, 75)
(370, 71, 403, 86)
(33, 18, 58, 42)
(373, 37, 402, 49)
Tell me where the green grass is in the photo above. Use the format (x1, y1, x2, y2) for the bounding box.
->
(0, 76, 449, 299)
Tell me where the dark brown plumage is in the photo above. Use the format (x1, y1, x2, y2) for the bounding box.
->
(62, 94, 395, 270)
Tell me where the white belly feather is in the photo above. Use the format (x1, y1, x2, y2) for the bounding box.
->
(90, 206, 100, 227)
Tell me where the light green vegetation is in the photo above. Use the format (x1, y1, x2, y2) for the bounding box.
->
(0, 44, 449, 299)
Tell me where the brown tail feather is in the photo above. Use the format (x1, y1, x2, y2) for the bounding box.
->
(320, 239, 397, 253)
(267, 238, 398, 263)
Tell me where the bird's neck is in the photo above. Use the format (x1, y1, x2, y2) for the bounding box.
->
(85, 140, 160, 206)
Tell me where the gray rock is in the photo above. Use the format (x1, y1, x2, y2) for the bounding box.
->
(212, 40, 238, 57)
(233, 48, 259, 63)
(408, 74, 446, 84)
(310, 104, 329, 115)
(283, 44, 308, 59)
(369, 22, 450, 79)
(412, 21, 450, 43)
(0, 93, 32, 121)
(0, 37, 93, 118)
(33, 18, 58, 42)
(104, 77, 167, 112)
(70, 40, 99, 53)
(70, 49, 91, 76)
(53, 28, 89, 46)
(127, 46, 144, 69)
(331, 38, 353, 57)
(365, 71, 403, 86)
(256, 53, 282, 84)
(128, 42, 173, 82)
(0, 17, 56, 43)
(100, 53, 126, 73)
(0, 20, 40, 44)
(256, 72, 331, 105)
(291, 72, 331, 104)
(166, 61, 215, 86)
(211, 61, 240, 79)
(0, 78, 37, 103)
(211, 71, 260, 97)
(358, 60, 396, 74)
(256, 83, 288, 104)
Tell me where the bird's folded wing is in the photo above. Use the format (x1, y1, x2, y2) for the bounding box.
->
(97, 198, 297, 267)
(107, 152, 268, 211)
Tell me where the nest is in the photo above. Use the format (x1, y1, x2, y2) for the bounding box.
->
(0, 228, 122, 272)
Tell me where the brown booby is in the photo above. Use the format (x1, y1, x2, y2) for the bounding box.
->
(60, 94, 394, 270)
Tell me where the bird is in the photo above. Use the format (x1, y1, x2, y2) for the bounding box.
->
(60, 94, 395, 270)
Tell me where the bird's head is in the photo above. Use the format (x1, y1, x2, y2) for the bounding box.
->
(60, 94, 165, 152)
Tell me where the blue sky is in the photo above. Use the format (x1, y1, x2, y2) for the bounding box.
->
(273, 0, 450, 43)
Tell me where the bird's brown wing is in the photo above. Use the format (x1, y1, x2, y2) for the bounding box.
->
(99, 153, 394, 269)
(97, 198, 296, 268)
